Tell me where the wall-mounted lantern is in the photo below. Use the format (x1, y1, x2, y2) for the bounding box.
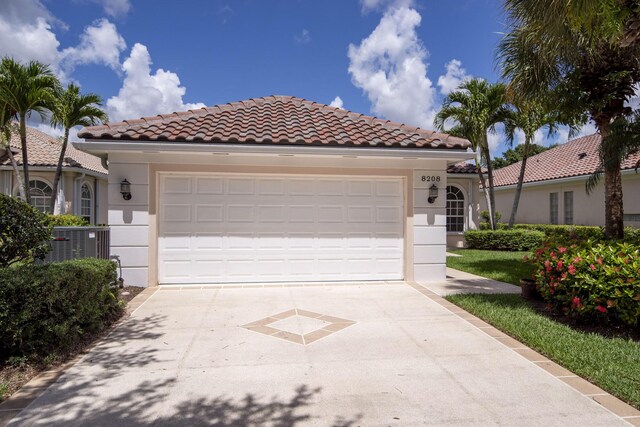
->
(120, 179, 132, 200)
(427, 184, 438, 204)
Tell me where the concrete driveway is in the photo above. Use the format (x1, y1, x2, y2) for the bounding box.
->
(8, 283, 630, 426)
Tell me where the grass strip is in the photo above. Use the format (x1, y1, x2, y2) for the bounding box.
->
(446, 293, 640, 409)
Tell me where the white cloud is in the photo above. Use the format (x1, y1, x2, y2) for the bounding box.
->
(487, 127, 503, 157)
(294, 29, 311, 44)
(360, 0, 414, 13)
(91, 0, 132, 17)
(437, 59, 471, 95)
(61, 19, 126, 71)
(106, 43, 206, 121)
(556, 122, 598, 145)
(0, 2, 126, 81)
(0, 7, 61, 67)
(329, 96, 344, 109)
(348, 6, 437, 128)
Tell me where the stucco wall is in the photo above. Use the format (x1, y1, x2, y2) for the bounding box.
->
(106, 152, 456, 287)
(482, 171, 640, 226)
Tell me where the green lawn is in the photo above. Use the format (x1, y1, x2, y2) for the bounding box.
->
(447, 249, 534, 286)
(447, 293, 640, 409)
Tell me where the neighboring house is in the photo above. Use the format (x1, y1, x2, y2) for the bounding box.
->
(76, 95, 474, 286)
(484, 134, 640, 227)
(0, 126, 108, 224)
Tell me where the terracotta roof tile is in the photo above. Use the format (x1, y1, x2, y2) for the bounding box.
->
(493, 134, 640, 187)
(79, 95, 470, 150)
(0, 126, 107, 175)
(447, 162, 479, 174)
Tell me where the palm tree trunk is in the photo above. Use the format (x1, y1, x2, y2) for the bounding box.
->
(507, 136, 531, 228)
(19, 117, 30, 204)
(50, 127, 69, 213)
(475, 151, 495, 230)
(7, 145, 25, 199)
(483, 138, 498, 229)
(600, 125, 624, 239)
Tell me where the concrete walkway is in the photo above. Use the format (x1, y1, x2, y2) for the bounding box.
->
(6, 283, 634, 426)
(424, 267, 521, 296)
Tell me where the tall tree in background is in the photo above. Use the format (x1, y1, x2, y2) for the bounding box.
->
(0, 58, 59, 204)
(499, 0, 640, 238)
(502, 96, 568, 228)
(492, 144, 552, 169)
(434, 79, 509, 230)
(49, 84, 108, 213)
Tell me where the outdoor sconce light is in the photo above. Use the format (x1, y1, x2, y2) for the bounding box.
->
(120, 179, 132, 200)
(427, 184, 438, 204)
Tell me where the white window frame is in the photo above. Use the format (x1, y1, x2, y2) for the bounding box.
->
(13, 179, 54, 214)
(80, 182, 93, 224)
(446, 184, 466, 233)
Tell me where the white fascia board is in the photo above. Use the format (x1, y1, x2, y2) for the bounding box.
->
(72, 140, 475, 162)
(490, 168, 639, 192)
(0, 165, 107, 179)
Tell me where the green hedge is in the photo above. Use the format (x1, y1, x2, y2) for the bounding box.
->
(0, 258, 124, 358)
(46, 214, 89, 227)
(477, 223, 640, 244)
(464, 230, 545, 251)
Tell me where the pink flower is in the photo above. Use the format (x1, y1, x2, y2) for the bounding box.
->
(596, 305, 607, 313)
(557, 261, 563, 270)
(590, 264, 596, 271)
(559, 247, 567, 253)
(573, 257, 582, 263)
(572, 296, 581, 305)
(550, 251, 557, 259)
(568, 265, 576, 275)
(597, 258, 603, 265)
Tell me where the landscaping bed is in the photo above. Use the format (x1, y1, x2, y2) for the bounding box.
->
(0, 286, 142, 402)
(447, 293, 640, 409)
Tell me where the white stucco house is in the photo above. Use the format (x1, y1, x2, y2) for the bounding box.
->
(0, 126, 108, 224)
(485, 134, 640, 227)
(76, 96, 476, 286)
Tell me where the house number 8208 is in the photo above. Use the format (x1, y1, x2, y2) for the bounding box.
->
(421, 175, 441, 182)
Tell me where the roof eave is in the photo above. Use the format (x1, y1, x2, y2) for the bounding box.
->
(73, 139, 475, 162)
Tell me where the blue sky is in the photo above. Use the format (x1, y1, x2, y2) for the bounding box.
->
(1, 0, 581, 155)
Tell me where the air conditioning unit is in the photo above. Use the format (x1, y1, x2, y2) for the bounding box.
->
(42, 226, 110, 262)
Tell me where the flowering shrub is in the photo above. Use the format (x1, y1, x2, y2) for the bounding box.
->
(527, 239, 640, 326)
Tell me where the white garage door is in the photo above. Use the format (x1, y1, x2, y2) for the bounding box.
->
(158, 174, 404, 284)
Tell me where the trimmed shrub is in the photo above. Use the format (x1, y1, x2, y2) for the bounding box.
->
(513, 224, 605, 241)
(480, 210, 502, 224)
(46, 214, 88, 227)
(0, 194, 52, 267)
(464, 229, 545, 251)
(527, 239, 640, 326)
(0, 258, 124, 358)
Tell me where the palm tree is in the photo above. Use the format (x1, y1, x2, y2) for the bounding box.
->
(498, 1, 640, 239)
(49, 84, 108, 213)
(0, 103, 24, 198)
(434, 79, 509, 230)
(0, 58, 59, 204)
(501, 96, 568, 228)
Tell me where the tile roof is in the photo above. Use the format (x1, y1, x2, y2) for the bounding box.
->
(0, 126, 107, 175)
(447, 162, 479, 174)
(78, 95, 470, 150)
(493, 133, 640, 187)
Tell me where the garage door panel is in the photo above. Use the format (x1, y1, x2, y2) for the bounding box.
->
(158, 174, 404, 284)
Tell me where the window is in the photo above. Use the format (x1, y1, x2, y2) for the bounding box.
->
(446, 185, 465, 232)
(564, 191, 573, 225)
(550, 192, 558, 225)
(80, 183, 93, 223)
(15, 180, 53, 213)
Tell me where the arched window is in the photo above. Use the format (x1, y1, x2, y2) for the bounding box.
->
(15, 180, 53, 213)
(446, 185, 465, 232)
(80, 183, 93, 223)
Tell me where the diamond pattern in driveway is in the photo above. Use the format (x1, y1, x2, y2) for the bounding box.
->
(7, 283, 630, 426)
